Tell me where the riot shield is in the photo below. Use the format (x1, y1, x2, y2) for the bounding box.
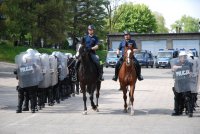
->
(49, 55, 58, 86)
(38, 54, 51, 88)
(15, 53, 39, 88)
(187, 57, 199, 93)
(52, 52, 67, 81)
(34, 52, 44, 83)
(171, 58, 198, 93)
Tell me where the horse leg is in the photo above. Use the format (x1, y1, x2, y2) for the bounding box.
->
(122, 85, 128, 113)
(89, 85, 97, 111)
(81, 83, 87, 115)
(130, 84, 135, 116)
(96, 81, 101, 108)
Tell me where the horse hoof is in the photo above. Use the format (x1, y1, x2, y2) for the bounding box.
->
(82, 111, 87, 115)
(123, 109, 128, 113)
(72, 93, 75, 97)
(96, 108, 99, 112)
(131, 111, 134, 116)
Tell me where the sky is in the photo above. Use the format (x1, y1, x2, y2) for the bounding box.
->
(120, 0, 200, 29)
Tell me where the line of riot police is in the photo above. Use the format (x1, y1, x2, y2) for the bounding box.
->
(171, 51, 199, 117)
(14, 49, 79, 113)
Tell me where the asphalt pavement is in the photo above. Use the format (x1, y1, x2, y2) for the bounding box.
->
(0, 62, 200, 134)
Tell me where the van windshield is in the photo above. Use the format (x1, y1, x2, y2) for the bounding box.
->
(157, 52, 172, 58)
(135, 53, 144, 59)
(107, 52, 117, 58)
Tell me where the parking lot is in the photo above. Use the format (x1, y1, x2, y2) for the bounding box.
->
(0, 62, 200, 134)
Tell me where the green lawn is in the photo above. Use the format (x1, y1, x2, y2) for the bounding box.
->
(0, 41, 107, 63)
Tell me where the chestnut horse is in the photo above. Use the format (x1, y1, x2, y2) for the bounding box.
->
(78, 40, 101, 115)
(118, 44, 137, 115)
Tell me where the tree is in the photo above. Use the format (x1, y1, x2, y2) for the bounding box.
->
(3, 0, 66, 47)
(3, 0, 35, 44)
(0, 1, 7, 39)
(65, 0, 107, 49)
(33, 0, 66, 47)
(112, 3, 157, 33)
(153, 12, 168, 33)
(104, 0, 122, 33)
(171, 15, 200, 33)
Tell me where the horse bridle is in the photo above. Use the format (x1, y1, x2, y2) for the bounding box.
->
(124, 47, 134, 65)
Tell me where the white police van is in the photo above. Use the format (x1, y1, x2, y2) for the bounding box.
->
(155, 49, 179, 68)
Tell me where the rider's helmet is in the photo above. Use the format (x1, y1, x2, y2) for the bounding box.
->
(88, 25, 95, 30)
(123, 31, 130, 35)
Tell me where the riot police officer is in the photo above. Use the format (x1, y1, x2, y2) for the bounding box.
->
(15, 52, 40, 113)
(112, 31, 143, 81)
(75, 25, 103, 81)
(171, 51, 194, 117)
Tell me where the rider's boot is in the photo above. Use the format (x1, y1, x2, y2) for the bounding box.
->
(134, 60, 143, 81)
(97, 65, 104, 81)
(112, 61, 121, 81)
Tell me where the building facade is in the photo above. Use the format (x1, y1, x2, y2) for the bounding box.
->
(107, 33, 200, 56)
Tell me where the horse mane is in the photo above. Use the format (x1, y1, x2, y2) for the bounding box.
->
(78, 37, 98, 84)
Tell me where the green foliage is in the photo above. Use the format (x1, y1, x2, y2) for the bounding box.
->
(153, 12, 168, 33)
(1, 0, 108, 48)
(0, 41, 107, 63)
(112, 3, 157, 33)
(65, 0, 108, 40)
(171, 15, 200, 32)
(2, 0, 66, 46)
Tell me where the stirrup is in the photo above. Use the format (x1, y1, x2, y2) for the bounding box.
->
(138, 75, 143, 81)
(112, 76, 118, 81)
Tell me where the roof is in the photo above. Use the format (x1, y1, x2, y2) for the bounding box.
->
(107, 32, 200, 37)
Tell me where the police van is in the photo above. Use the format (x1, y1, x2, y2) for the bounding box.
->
(134, 50, 154, 68)
(155, 49, 179, 68)
(105, 51, 122, 68)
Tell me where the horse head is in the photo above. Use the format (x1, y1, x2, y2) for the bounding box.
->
(79, 37, 91, 62)
(124, 43, 134, 66)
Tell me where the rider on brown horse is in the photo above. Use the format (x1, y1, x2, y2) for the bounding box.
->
(75, 25, 103, 81)
(112, 31, 143, 81)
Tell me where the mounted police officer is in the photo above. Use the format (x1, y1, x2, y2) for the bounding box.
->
(112, 31, 143, 81)
(75, 25, 103, 81)
(171, 51, 195, 117)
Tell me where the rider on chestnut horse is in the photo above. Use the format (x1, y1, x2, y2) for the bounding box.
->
(112, 31, 143, 81)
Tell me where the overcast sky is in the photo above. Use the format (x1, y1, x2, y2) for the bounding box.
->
(121, 0, 200, 29)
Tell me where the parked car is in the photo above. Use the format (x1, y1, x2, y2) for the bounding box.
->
(155, 49, 178, 68)
(105, 51, 122, 68)
(189, 48, 198, 57)
(135, 50, 154, 68)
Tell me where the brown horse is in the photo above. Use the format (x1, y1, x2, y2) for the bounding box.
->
(78, 39, 101, 115)
(118, 44, 137, 115)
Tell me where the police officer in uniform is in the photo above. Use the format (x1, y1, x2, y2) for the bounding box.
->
(112, 31, 143, 81)
(75, 25, 103, 81)
(171, 51, 194, 117)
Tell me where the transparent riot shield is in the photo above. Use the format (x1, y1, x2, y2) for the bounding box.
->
(15, 53, 39, 88)
(170, 58, 197, 93)
(187, 57, 199, 93)
(52, 52, 67, 81)
(38, 54, 51, 88)
(49, 55, 58, 86)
